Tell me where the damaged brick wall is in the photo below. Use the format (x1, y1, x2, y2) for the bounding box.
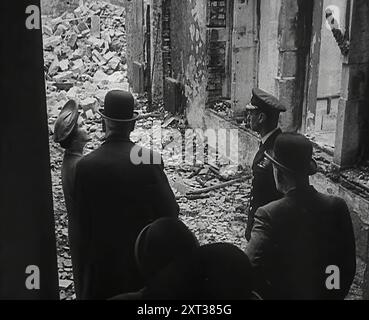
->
(150, 0, 164, 106)
(350, 0, 369, 165)
(206, 0, 228, 106)
(125, 0, 145, 92)
(170, 0, 208, 127)
(162, 0, 172, 78)
(277, 0, 314, 132)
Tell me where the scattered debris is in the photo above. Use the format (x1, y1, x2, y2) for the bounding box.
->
(43, 0, 128, 123)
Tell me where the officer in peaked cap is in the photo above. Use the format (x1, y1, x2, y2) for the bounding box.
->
(244, 88, 286, 241)
(53, 100, 90, 217)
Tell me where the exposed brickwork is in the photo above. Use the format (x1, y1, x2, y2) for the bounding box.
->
(207, 0, 227, 27)
(162, 0, 172, 78)
(206, 0, 228, 106)
(207, 30, 226, 103)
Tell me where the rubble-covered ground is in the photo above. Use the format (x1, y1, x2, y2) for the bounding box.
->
(44, 0, 361, 300)
(45, 0, 250, 300)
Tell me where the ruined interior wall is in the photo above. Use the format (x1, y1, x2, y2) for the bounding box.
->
(349, 0, 369, 165)
(258, 0, 281, 96)
(317, 0, 346, 97)
(206, 0, 229, 105)
(170, 0, 208, 128)
(150, 0, 164, 105)
(125, 0, 145, 90)
(277, 0, 314, 132)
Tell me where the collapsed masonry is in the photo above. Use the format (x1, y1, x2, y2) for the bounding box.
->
(43, 0, 128, 128)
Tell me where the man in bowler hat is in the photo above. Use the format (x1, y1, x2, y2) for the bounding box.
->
(72, 90, 179, 300)
(244, 88, 286, 241)
(246, 133, 356, 299)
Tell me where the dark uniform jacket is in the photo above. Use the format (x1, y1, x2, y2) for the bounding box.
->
(246, 186, 356, 300)
(245, 128, 283, 241)
(71, 136, 179, 300)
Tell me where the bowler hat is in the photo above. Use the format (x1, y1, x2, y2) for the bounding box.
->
(246, 88, 287, 114)
(98, 90, 139, 122)
(53, 100, 79, 143)
(265, 133, 317, 176)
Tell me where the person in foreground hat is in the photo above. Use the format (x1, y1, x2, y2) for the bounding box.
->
(244, 88, 286, 241)
(144, 243, 259, 300)
(53, 100, 90, 216)
(110, 218, 199, 300)
(72, 90, 179, 300)
(246, 133, 356, 300)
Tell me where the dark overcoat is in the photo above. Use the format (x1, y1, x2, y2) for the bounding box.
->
(71, 137, 179, 300)
(246, 186, 356, 300)
(245, 129, 283, 240)
(61, 151, 82, 217)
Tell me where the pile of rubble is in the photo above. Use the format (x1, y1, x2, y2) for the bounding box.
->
(43, 0, 128, 123)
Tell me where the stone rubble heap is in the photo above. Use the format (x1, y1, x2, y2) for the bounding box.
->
(43, 0, 128, 126)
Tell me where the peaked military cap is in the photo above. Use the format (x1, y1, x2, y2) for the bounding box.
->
(246, 88, 287, 113)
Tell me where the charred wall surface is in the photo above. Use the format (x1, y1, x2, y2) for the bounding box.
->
(169, 0, 208, 128)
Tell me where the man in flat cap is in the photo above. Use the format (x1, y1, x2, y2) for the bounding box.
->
(72, 90, 179, 300)
(244, 88, 286, 241)
(246, 133, 356, 299)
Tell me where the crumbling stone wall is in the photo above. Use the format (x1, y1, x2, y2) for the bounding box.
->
(350, 0, 369, 165)
(162, 0, 172, 79)
(277, 0, 314, 132)
(206, 0, 228, 105)
(170, 0, 208, 128)
(124, 0, 145, 91)
(150, 0, 164, 106)
(258, 0, 281, 96)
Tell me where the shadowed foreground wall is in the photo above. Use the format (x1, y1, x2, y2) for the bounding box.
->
(0, 1, 59, 299)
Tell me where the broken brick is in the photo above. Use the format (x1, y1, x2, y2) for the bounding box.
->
(54, 24, 68, 36)
(91, 15, 101, 38)
(43, 36, 62, 49)
(87, 37, 104, 48)
(108, 56, 120, 70)
(103, 51, 116, 62)
(48, 57, 60, 76)
(59, 60, 69, 72)
(80, 97, 98, 112)
(43, 25, 53, 36)
(66, 33, 78, 48)
(71, 59, 84, 73)
(66, 86, 81, 100)
(53, 71, 73, 82)
(85, 109, 95, 119)
(77, 21, 89, 33)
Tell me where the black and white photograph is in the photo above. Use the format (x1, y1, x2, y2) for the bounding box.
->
(0, 0, 368, 305)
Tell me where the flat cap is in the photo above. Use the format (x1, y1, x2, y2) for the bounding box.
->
(246, 88, 286, 113)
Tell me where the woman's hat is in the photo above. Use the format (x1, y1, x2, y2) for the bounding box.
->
(53, 100, 79, 143)
(98, 90, 139, 122)
(265, 133, 318, 176)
